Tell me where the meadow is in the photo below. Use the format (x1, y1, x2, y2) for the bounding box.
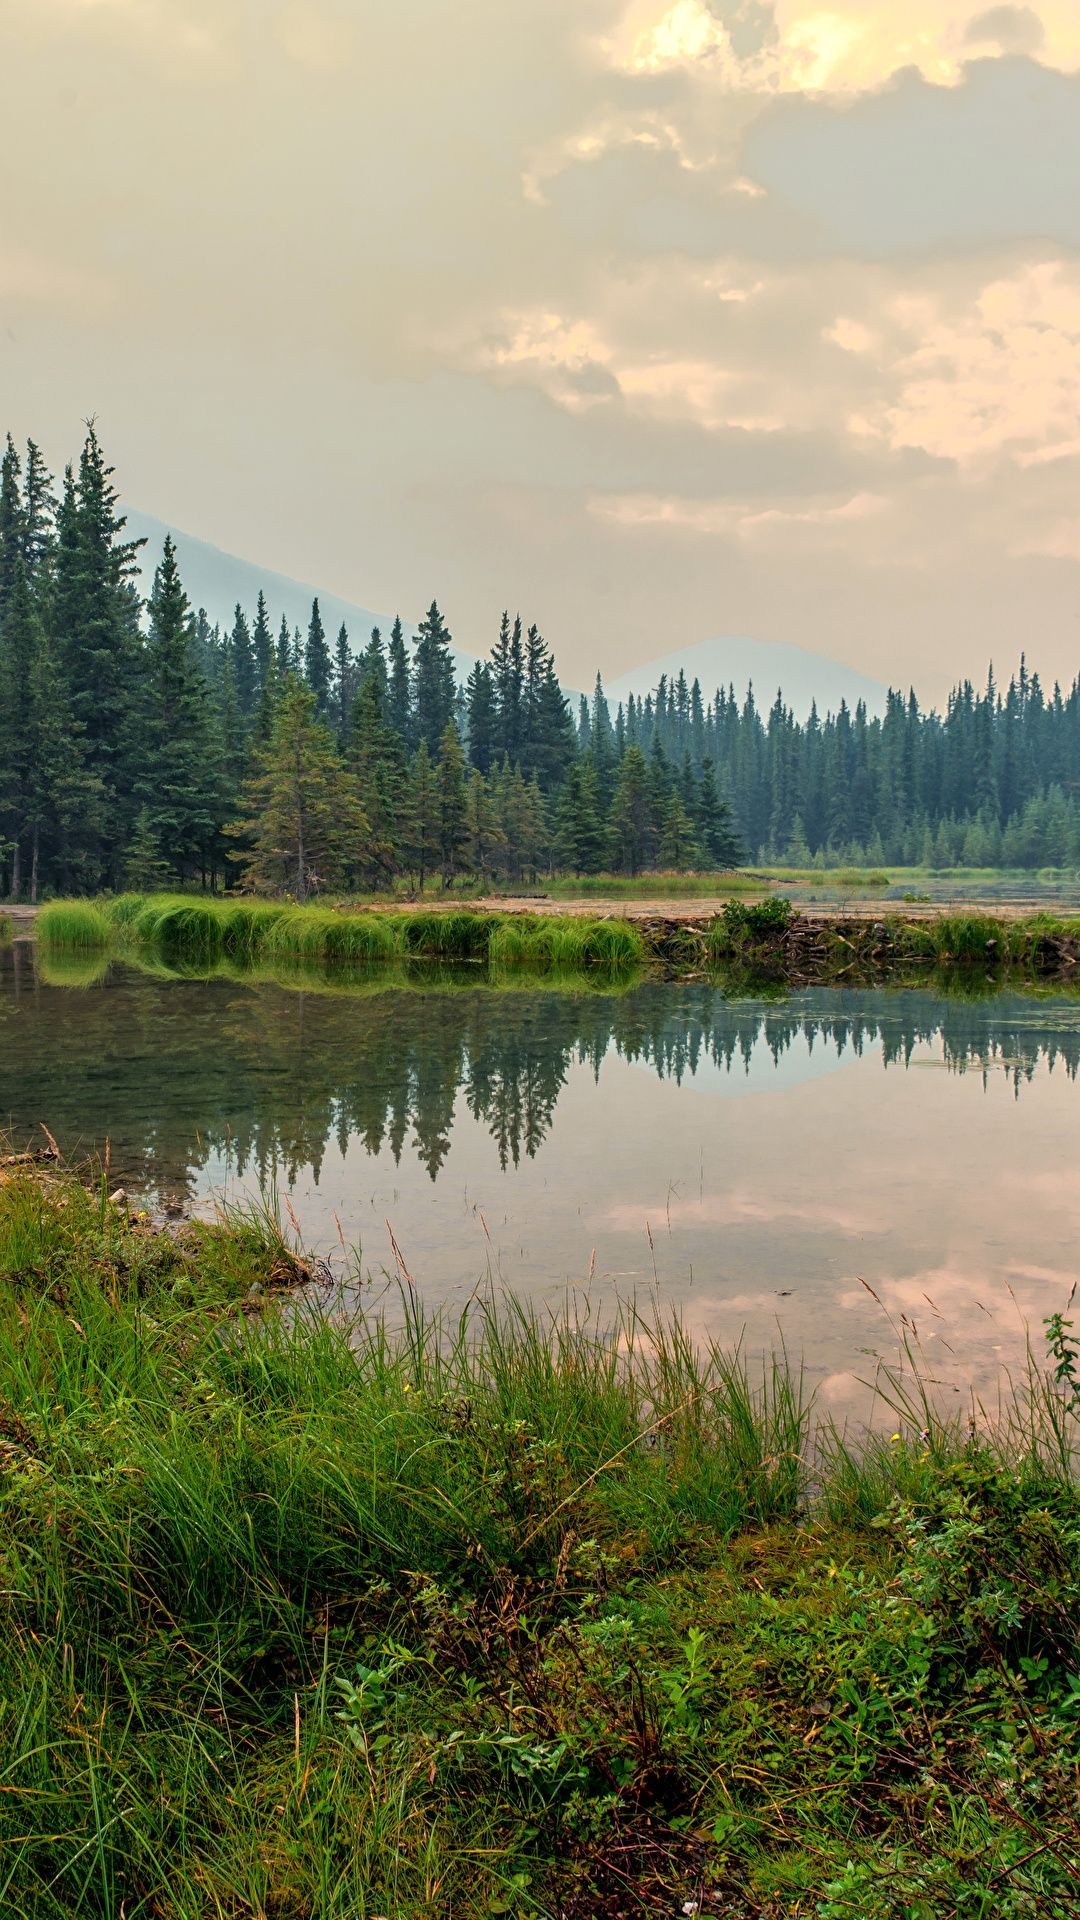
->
(1, 1161, 1079, 1918)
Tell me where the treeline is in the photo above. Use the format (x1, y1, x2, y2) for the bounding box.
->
(2, 424, 1080, 901)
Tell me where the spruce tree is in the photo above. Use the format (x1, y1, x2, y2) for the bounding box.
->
(140, 536, 220, 884)
(659, 794, 698, 869)
(386, 615, 411, 742)
(407, 739, 440, 890)
(52, 425, 145, 888)
(349, 672, 398, 884)
(333, 621, 353, 749)
(465, 768, 504, 881)
(466, 660, 497, 774)
(413, 600, 457, 754)
(608, 745, 652, 875)
(305, 598, 332, 715)
(229, 677, 366, 900)
(251, 590, 273, 702)
(229, 604, 256, 720)
(276, 614, 292, 679)
(436, 720, 469, 886)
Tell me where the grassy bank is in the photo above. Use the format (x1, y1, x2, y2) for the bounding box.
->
(0, 909, 12, 943)
(36, 895, 646, 973)
(698, 898, 1080, 986)
(36, 893, 1080, 993)
(2, 1164, 1079, 1917)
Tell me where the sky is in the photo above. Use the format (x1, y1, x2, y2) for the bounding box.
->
(4, 0, 1080, 698)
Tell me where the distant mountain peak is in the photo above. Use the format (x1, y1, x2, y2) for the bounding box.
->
(129, 511, 886, 719)
(606, 635, 886, 720)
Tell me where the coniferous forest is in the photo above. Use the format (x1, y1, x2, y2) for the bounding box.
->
(3, 425, 1080, 903)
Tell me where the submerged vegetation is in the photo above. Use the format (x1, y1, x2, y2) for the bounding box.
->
(1, 1161, 1079, 1917)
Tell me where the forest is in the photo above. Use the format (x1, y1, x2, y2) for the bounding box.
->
(2, 424, 1080, 902)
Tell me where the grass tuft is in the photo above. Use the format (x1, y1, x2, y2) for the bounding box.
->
(1, 1161, 1079, 1916)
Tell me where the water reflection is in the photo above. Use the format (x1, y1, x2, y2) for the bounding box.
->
(2, 945, 1079, 1402)
(3, 944, 1079, 1199)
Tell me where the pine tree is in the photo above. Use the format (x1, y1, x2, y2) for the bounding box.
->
(466, 660, 497, 774)
(436, 720, 469, 885)
(52, 425, 145, 889)
(413, 600, 457, 753)
(333, 621, 353, 749)
(695, 763, 743, 868)
(140, 536, 220, 884)
(465, 768, 504, 881)
(125, 805, 172, 891)
(0, 435, 21, 630)
(305, 598, 332, 715)
(407, 739, 440, 890)
(276, 613, 292, 679)
(386, 615, 411, 742)
(229, 677, 366, 900)
(491, 611, 524, 763)
(659, 794, 698, 869)
(349, 672, 399, 884)
(360, 625, 387, 698)
(608, 745, 652, 875)
(251, 591, 273, 703)
(229, 604, 256, 720)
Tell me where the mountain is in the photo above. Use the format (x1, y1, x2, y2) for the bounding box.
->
(126, 511, 478, 682)
(129, 513, 886, 719)
(607, 636, 887, 720)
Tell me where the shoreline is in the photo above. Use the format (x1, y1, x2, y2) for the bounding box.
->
(20, 892, 1080, 989)
(1, 1159, 1078, 1916)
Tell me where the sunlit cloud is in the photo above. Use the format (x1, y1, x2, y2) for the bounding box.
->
(606, 2, 1080, 94)
(591, 488, 887, 543)
(854, 261, 1080, 464)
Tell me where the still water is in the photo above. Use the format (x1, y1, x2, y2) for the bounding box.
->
(3, 941, 1079, 1405)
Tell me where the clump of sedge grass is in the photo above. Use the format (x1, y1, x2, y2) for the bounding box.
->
(2, 1161, 1079, 1918)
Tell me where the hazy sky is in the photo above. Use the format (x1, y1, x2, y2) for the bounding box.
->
(5, 1, 1080, 696)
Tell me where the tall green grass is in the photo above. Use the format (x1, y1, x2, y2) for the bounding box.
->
(35, 899, 115, 949)
(0, 909, 11, 943)
(36, 894, 646, 975)
(1, 1164, 1079, 1916)
(4, 1164, 1080, 1916)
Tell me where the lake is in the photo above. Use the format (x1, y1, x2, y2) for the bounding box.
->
(3, 939, 1079, 1412)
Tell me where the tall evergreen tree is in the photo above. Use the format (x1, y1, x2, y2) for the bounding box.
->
(413, 600, 457, 753)
(229, 677, 366, 900)
(140, 536, 220, 884)
(386, 615, 411, 742)
(52, 424, 145, 888)
(305, 598, 332, 716)
(436, 720, 469, 885)
(465, 660, 497, 774)
(251, 591, 273, 702)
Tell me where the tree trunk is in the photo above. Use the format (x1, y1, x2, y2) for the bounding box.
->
(30, 825, 39, 906)
(10, 837, 21, 902)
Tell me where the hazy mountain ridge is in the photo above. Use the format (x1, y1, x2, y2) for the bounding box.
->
(130, 511, 887, 719)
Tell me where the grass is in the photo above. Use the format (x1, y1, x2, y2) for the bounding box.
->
(547, 871, 769, 899)
(1, 1162, 1080, 1917)
(37, 895, 646, 976)
(0, 909, 12, 944)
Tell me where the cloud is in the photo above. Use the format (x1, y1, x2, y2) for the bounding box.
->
(853, 261, 1080, 464)
(743, 59, 1080, 256)
(605, 1, 1077, 94)
(591, 486, 887, 541)
(964, 6, 1045, 54)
